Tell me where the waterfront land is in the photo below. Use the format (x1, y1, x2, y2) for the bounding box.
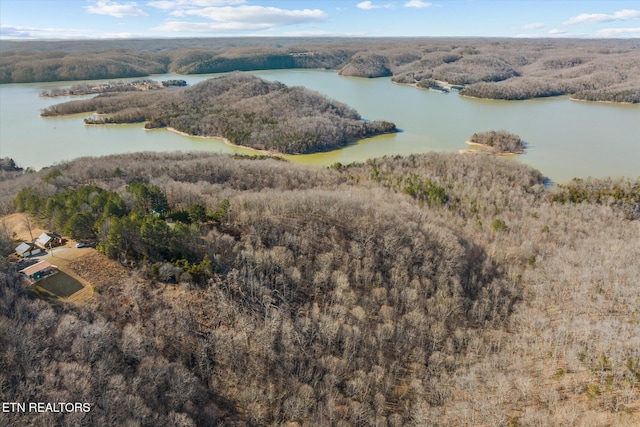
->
(40, 73, 397, 154)
(39, 78, 187, 97)
(2, 37, 639, 103)
(1, 152, 638, 426)
(1, 35, 638, 427)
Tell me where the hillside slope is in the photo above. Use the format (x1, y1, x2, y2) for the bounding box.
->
(3, 38, 639, 103)
(0, 152, 638, 426)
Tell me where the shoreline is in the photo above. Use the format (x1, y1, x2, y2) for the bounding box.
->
(569, 96, 636, 106)
(462, 139, 524, 156)
(392, 79, 453, 94)
(458, 149, 516, 157)
(163, 127, 278, 157)
(465, 140, 488, 148)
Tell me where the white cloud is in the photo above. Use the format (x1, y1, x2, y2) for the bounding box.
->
(542, 29, 588, 38)
(522, 22, 545, 30)
(563, 9, 640, 25)
(357, 1, 380, 10)
(154, 20, 269, 32)
(357, 1, 395, 10)
(154, 5, 327, 34)
(147, 0, 245, 11)
(0, 24, 144, 39)
(86, 1, 147, 18)
(183, 6, 326, 25)
(404, 1, 432, 8)
(597, 27, 640, 37)
(0, 25, 31, 38)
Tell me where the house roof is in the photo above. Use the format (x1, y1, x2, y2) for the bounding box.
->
(36, 233, 52, 245)
(15, 242, 38, 254)
(36, 232, 61, 246)
(20, 260, 56, 276)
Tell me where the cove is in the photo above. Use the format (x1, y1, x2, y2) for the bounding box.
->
(1, 69, 638, 182)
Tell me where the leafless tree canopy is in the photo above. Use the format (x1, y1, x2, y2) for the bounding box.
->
(2, 37, 639, 102)
(40, 73, 396, 154)
(1, 151, 638, 425)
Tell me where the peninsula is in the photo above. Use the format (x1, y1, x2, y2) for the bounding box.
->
(40, 73, 397, 155)
(39, 79, 187, 97)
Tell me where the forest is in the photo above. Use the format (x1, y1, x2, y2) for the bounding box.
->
(1, 37, 639, 103)
(40, 73, 396, 155)
(0, 151, 638, 426)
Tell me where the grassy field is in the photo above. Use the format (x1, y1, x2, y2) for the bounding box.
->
(36, 271, 84, 298)
(1, 213, 46, 242)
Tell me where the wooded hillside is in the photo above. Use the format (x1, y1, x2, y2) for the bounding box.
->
(1, 152, 638, 426)
(40, 73, 396, 154)
(2, 37, 639, 103)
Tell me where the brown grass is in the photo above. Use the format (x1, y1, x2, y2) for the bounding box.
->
(66, 252, 129, 290)
(1, 213, 46, 242)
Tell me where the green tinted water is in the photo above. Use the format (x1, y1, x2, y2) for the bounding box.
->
(1, 69, 638, 182)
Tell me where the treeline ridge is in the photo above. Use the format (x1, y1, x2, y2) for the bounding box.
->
(2, 37, 639, 103)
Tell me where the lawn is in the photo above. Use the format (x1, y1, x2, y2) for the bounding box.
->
(36, 272, 84, 298)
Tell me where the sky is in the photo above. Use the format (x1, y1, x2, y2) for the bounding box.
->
(1, 1, 640, 39)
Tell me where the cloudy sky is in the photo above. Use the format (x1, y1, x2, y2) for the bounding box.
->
(1, 0, 640, 39)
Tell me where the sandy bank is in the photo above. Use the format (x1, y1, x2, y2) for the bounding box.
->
(462, 140, 524, 156)
(164, 127, 278, 156)
(569, 96, 637, 106)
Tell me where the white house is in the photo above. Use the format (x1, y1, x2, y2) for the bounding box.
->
(35, 232, 63, 249)
(15, 242, 43, 257)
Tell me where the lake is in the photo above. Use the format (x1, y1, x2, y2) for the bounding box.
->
(1, 69, 638, 182)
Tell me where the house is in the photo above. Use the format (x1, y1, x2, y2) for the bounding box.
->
(15, 242, 43, 257)
(35, 232, 63, 249)
(19, 260, 58, 282)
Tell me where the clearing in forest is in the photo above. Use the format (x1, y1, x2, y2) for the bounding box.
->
(3, 213, 97, 302)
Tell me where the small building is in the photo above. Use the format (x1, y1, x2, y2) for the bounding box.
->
(15, 242, 43, 257)
(19, 260, 58, 282)
(36, 232, 63, 249)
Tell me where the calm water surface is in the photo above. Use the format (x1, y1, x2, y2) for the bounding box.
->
(1, 69, 638, 182)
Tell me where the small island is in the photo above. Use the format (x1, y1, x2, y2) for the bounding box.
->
(41, 73, 397, 155)
(462, 130, 526, 155)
